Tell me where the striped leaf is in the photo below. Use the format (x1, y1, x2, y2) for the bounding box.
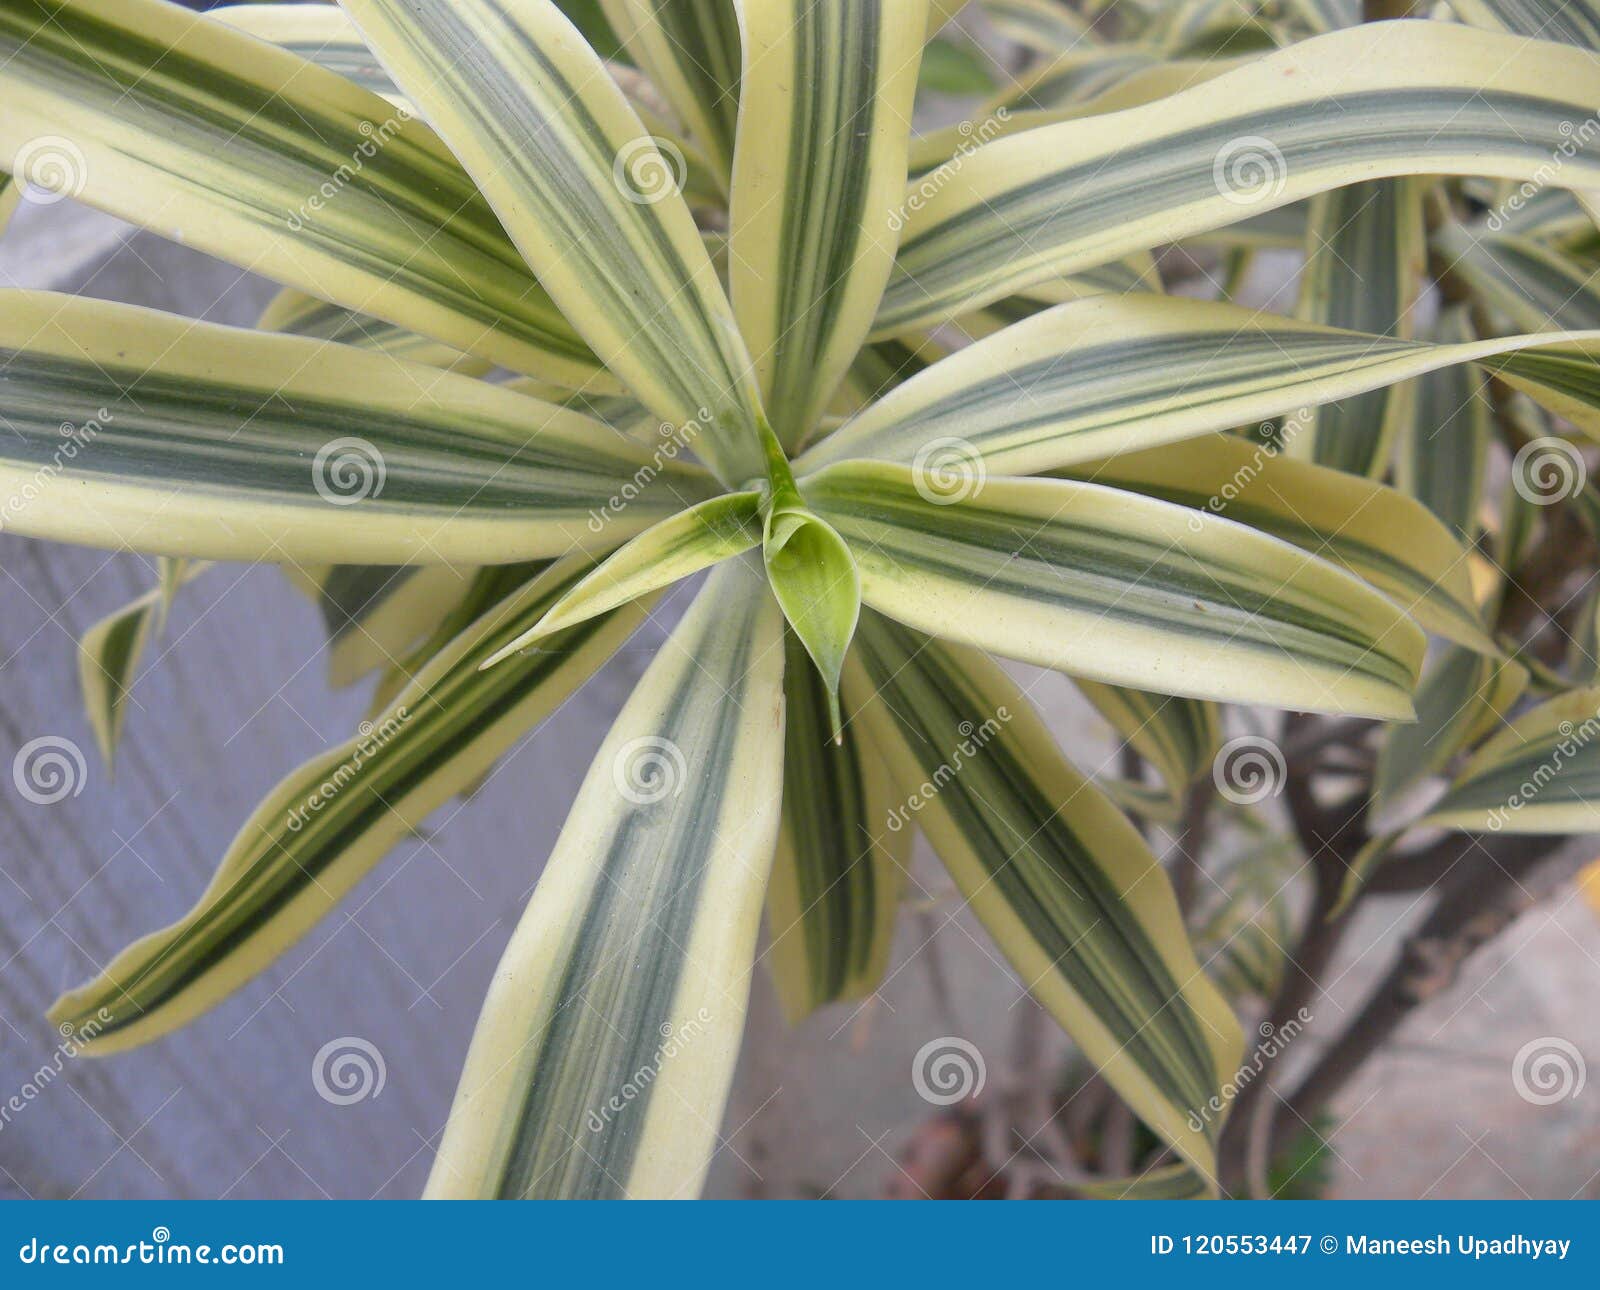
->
(1398, 308, 1492, 544)
(800, 295, 1600, 479)
(0, 172, 19, 235)
(767, 630, 906, 1021)
(78, 562, 214, 770)
(1291, 179, 1425, 477)
(426, 557, 785, 1199)
(1063, 434, 1494, 655)
(1195, 835, 1302, 1006)
(805, 460, 1425, 718)
(1070, 1164, 1211, 1200)
(0, 291, 711, 563)
(51, 557, 649, 1053)
(1424, 686, 1600, 834)
(256, 287, 493, 377)
(1433, 225, 1600, 333)
(483, 492, 762, 664)
(211, 2, 402, 100)
(599, 0, 741, 180)
(981, 0, 1092, 51)
(309, 565, 478, 689)
(369, 561, 552, 717)
(729, 0, 926, 450)
(344, 0, 766, 486)
(846, 614, 1243, 1183)
(1372, 645, 1528, 815)
(873, 22, 1600, 334)
(0, 0, 602, 386)
(1074, 681, 1221, 806)
(1450, 0, 1600, 50)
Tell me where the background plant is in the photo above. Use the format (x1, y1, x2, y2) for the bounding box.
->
(1, 0, 1598, 1199)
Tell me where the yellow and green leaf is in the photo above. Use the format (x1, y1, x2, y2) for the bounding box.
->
(52, 557, 650, 1053)
(847, 614, 1244, 1185)
(426, 557, 785, 1199)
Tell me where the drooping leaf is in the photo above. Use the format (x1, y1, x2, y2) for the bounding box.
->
(0, 291, 711, 563)
(0, 0, 603, 385)
(78, 562, 214, 770)
(800, 295, 1600, 478)
(344, 0, 767, 485)
(1291, 178, 1425, 477)
(426, 557, 785, 1199)
(847, 614, 1244, 1185)
(1424, 686, 1600, 834)
(599, 0, 741, 179)
(1372, 645, 1528, 815)
(874, 23, 1600, 334)
(1397, 307, 1492, 544)
(767, 629, 906, 1021)
(53, 557, 650, 1053)
(806, 459, 1425, 718)
(1059, 433, 1495, 654)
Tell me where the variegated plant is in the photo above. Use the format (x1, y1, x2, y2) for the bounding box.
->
(6, 0, 1600, 1199)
